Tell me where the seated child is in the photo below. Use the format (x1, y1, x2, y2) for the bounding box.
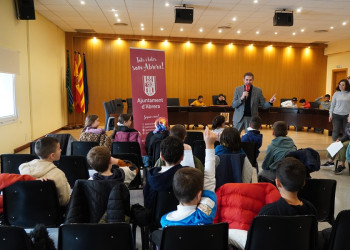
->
(154, 124, 204, 172)
(212, 115, 226, 141)
(19, 137, 71, 206)
(86, 146, 138, 187)
(299, 98, 311, 108)
(241, 116, 263, 157)
(161, 127, 217, 226)
(143, 136, 184, 209)
(259, 157, 316, 215)
(82, 114, 105, 134)
(215, 94, 228, 105)
(262, 121, 297, 171)
(190, 95, 206, 106)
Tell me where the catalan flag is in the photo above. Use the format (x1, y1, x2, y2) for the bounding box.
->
(65, 50, 73, 113)
(75, 52, 85, 113)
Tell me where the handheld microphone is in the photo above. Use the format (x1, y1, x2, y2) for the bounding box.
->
(244, 84, 250, 92)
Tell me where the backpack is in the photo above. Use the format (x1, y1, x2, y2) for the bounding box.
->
(286, 148, 320, 173)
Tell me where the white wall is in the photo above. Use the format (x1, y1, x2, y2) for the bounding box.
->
(325, 39, 350, 94)
(0, 1, 66, 154)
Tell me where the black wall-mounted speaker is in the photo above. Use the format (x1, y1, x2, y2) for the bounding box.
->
(14, 0, 36, 20)
(175, 8, 193, 24)
(273, 12, 293, 26)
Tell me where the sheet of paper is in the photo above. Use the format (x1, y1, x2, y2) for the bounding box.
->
(327, 141, 343, 157)
(180, 150, 195, 167)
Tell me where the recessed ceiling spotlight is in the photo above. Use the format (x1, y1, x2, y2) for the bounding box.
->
(112, 9, 116, 12)
(330, 26, 334, 29)
(160, 27, 164, 31)
(208, 42, 212, 45)
(117, 18, 121, 22)
(165, 2, 169, 7)
(141, 39, 145, 42)
(164, 40, 168, 43)
(308, 46, 310, 48)
(292, 32, 296, 35)
(237, 30, 241, 34)
(232, 17, 237, 21)
(296, 7, 302, 13)
(141, 27, 144, 31)
(80, 1, 85, 5)
(253, 0, 258, 3)
(114, 13, 118, 17)
(250, 44, 254, 47)
(199, 28, 203, 32)
(301, 29, 304, 32)
(180, 28, 183, 31)
(342, 21, 347, 26)
(289, 45, 292, 48)
(186, 41, 190, 45)
(117, 38, 121, 41)
(218, 29, 222, 33)
(141, 23, 144, 27)
(256, 31, 259, 34)
(274, 32, 278, 35)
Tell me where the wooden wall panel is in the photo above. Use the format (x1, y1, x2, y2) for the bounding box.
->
(66, 34, 327, 125)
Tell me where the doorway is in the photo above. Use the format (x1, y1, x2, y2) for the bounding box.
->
(332, 68, 348, 95)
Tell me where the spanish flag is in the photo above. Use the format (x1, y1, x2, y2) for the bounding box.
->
(75, 52, 85, 113)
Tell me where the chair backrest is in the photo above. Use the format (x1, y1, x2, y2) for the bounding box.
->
(152, 190, 179, 229)
(188, 98, 196, 106)
(56, 155, 90, 188)
(112, 141, 142, 156)
(46, 133, 74, 156)
(1, 154, 39, 174)
(245, 215, 317, 250)
(192, 140, 205, 165)
(58, 223, 134, 250)
(111, 153, 142, 189)
(126, 98, 133, 114)
(216, 154, 245, 189)
(151, 140, 162, 167)
(167, 98, 180, 106)
(30, 141, 37, 155)
(328, 210, 350, 250)
(0, 226, 33, 250)
(71, 141, 99, 157)
(298, 178, 336, 225)
(212, 95, 226, 105)
(184, 131, 204, 148)
(309, 101, 320, 109)
(257, 169, 276, 186)
(3, 180, 61, 227)
(280, 98, 290, 106)
(160, 223, 228, 250)
(104, 101, 115, 130)
(241, 141, 258, 174)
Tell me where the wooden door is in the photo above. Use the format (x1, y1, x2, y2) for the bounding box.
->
(332, 68, 348, 95)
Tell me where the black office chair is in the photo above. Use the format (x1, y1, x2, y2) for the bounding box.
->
(298, 178, 337, 225)
(0, 226, 33, 250)
(310, 101, 320, 109)
(126, 98, 133, 114)
(1, 154, 39, 174)
(46, 133, 75, 155)
(245, 215, 318, 250)
(56, 155, 90, 188)
(327, 210, 350, 250)
(192, 140, 205, 165)
(241, 141, 259, 175)
(71, 141, 99, 157)
(188, 98, 196, 106)
(111, 141, 144, 170)
(29, 141, 37, 155)
(155, 223, 228, 250)
(184, 131, 204, 148)
(150, 140, 162, 167)
(58, 223, 135, 250)
(167, 98, 180, 106)
(3, 180, 62, 227)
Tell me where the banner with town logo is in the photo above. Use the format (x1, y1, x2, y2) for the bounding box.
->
(130, 48, 168, 143)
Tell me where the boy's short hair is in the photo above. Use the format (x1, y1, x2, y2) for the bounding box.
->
(198, 95, 203, 100)
(170, 124, 187, 140)
(250, 116, 262, 130)
(299, 99, 306, 103)
(160, 136, 184, 165)
(35, 137, 59, 159)
(273, 121, 288, 137)
(276, 157, 306, 192)
(220, 127, 241, 152)
(173, 167, 203, 203)
(87, 146, 111, 172)
(325, 94, 330, 98)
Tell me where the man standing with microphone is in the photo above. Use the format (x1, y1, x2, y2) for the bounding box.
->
(232, 72, 276, 133)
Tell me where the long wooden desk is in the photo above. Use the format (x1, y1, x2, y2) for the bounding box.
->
(167, 106, 332, 131)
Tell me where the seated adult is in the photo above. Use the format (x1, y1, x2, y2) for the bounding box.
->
(215, 127, 256, 183)
(215, 94, 228, 105)
(281, 97, 298, 108)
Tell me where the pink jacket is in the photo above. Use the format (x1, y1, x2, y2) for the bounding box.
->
(214, 183, 280, 230)
(113, 131, 146, 156)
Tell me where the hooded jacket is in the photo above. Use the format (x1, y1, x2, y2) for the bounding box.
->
(19, 159, 71, 206)
(143, 164, 182, 209)
(262, 136, 297, 171)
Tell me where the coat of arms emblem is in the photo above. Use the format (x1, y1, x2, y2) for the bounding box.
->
(143, 75, 156, 96)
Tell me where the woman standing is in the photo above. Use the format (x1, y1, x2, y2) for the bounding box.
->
(329, 79, 350, 141)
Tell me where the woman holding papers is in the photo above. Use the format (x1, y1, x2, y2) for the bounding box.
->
(322, 113, 350, 174)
